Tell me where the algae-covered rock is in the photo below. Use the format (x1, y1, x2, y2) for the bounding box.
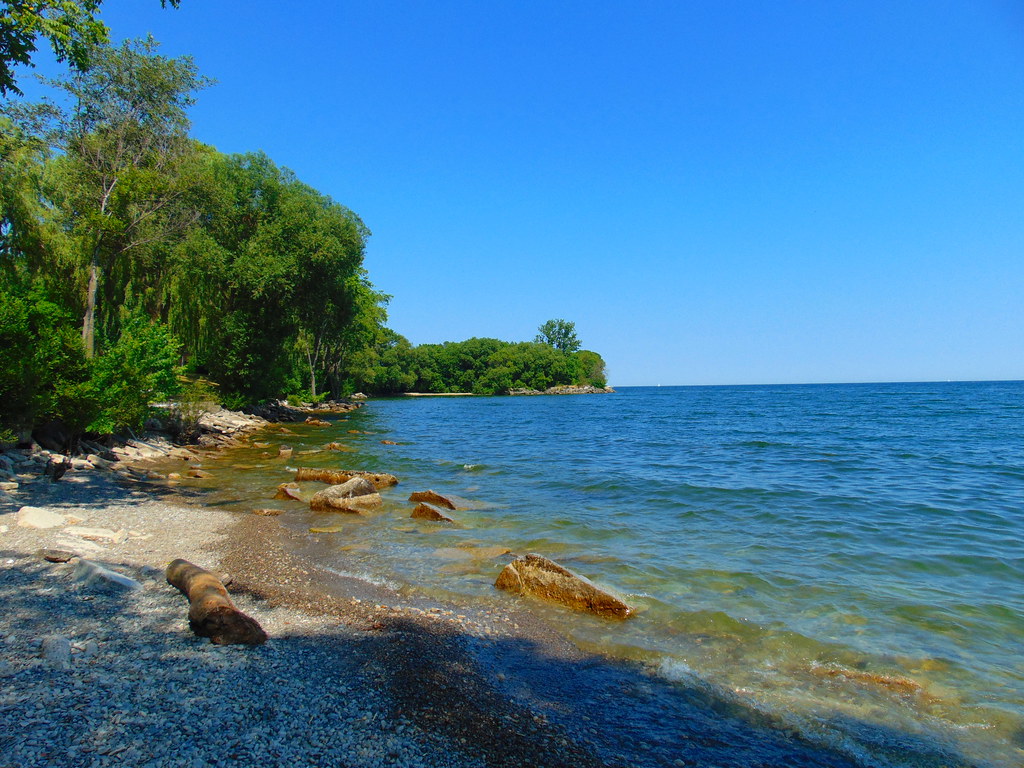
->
(294, 467, 398, 489)
(309, 479, 382, 513)
(407, 490, 474, 510)
(495, 553, 633, 619)
(411, 502, 454, 523)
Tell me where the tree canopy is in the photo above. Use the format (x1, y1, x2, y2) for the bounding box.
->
(0, 0, 180, 96)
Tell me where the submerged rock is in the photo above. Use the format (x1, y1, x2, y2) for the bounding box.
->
(274, 483, 303, 501)
(294, 467, 398, 489)
(495, 553, 633, 619)
(277, 445, 293, 459)
(407, 490, 473, 510)
(309, 479, 382, 513)
(411, 502, 454, 523)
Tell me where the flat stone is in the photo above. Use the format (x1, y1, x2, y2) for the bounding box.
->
(72, 559, 143, 592)
(252, 508, 282, 516)
(495, 553, 633, 619)
(0, 481, 18, 491)
(17, 506, 66, 529)
(65, 526, 128, 544)
(39, 548, 77, 563)
(86, 454, 112, 469)
(70, 458, 93, 470)
(40, 636, 71, 668)
(411, 502, 454, 523)
(187, 468, 213, 479)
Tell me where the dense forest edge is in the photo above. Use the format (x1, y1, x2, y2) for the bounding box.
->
(0, 33, 607, 446)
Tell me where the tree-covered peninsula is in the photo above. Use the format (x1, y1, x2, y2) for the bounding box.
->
(0, 37, 607, 445)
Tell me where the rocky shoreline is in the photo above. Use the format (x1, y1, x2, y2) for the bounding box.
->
(0, 404, 941, 768)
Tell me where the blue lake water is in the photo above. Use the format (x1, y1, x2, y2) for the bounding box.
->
(166, 382, 1024, 766)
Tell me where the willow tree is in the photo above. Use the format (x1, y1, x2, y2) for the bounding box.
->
(38, 37, 208, 356)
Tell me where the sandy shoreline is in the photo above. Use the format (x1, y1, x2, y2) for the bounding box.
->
(0, 449, 978, 767)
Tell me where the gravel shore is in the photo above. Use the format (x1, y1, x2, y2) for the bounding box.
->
(0, 454, 972, 768)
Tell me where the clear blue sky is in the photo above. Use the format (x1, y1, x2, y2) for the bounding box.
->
(17, 1, 1024, 385)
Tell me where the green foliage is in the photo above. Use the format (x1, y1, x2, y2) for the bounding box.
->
(535, 318, 582, 354)
(0, 279, 94, 433)
(351, 332, 608, 396)
(173, 376, 219, 438)
(0, 0, 180, 96)
(86, 309, 181, 433)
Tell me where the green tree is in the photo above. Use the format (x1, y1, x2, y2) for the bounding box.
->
(535, 318, 581, 354)
(0, 0, 180, 96)
(34, 36, 209, 357)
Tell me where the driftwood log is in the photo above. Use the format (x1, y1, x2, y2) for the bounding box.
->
(165, 559, 267, 645)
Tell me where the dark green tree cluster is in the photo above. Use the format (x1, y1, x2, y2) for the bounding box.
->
(351, 322, 607, 396)
(0, 37, 386, 441)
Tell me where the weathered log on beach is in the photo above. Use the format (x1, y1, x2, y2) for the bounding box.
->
(294, 467, 398, 489)
(407, 490, 473, 510)
(411, 502, 454, 522)
(309, 477, 383, 513)
(165, 559, 267, 645)
(495, 554, 633, 619)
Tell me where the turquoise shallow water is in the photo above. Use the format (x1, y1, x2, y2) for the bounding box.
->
(162, 382, 1024, 766)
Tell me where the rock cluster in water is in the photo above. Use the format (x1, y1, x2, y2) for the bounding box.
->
(507, 385, 615, 396)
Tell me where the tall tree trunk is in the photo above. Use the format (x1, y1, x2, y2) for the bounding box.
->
(82, 242, 101, 358)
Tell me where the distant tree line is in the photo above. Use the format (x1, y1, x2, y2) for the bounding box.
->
(357, 322, 607, 396)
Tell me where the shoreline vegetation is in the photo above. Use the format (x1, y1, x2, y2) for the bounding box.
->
(1, 400, 992, 767)
(1, 33, 607, 450)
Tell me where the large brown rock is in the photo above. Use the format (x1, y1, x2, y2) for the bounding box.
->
(494, 554, 633, 619)
(295, 467, 398, 489)
(310, 478, 383, 513)
(407, 490, 473, 510)
(411, 502, 454, 523)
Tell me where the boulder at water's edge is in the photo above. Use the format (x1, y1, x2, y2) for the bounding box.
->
(495, 553, 633, 619)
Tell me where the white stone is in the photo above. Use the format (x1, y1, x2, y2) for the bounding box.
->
(70, 458, 93, 470)
(16, 506, 66, 529)
(72, 559, 143, 592)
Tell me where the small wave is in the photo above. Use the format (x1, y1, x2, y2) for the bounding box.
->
(321, 565, 401, 592)
(461, 463, 486, 472)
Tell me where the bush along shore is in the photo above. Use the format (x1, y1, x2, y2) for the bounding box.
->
(0, 401, 944, 768)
